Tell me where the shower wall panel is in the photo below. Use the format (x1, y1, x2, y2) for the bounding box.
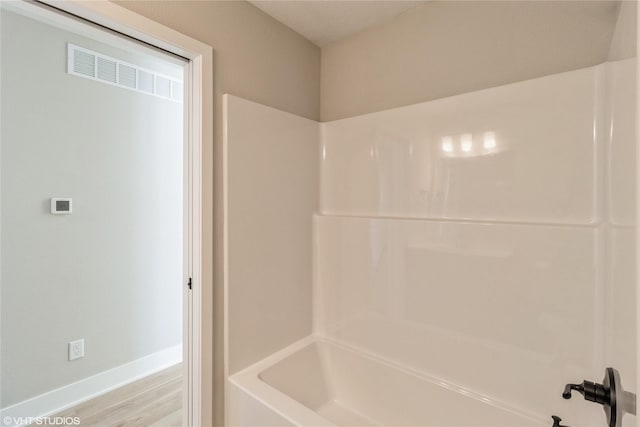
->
(224, 95, 319, 375)
(320, 66, 601, 224)
(316, 59, 636, 425)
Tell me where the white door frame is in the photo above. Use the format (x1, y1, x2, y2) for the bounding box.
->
(35, 1, 214, 425)
(637, 0, 640, 417)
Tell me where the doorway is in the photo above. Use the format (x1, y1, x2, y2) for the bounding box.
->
(0, 1, 211, 426)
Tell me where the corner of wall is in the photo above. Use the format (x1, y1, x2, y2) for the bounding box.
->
(608, 0, 638, 61)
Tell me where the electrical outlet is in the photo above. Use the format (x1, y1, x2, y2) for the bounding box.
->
(68, 339, 84, 361)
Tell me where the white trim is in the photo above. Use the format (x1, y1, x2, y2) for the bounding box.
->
(222, 94, 230, 427)
(0, 345, 182, 427)
(184, 53, 205, 427)
(636, 0, 640, 417)
(5, 2, 214, 426)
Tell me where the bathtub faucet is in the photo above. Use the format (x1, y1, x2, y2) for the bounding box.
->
(563, 381, 608, 404)
(562, 367, 636, 427)
(551, 415, 570, 427)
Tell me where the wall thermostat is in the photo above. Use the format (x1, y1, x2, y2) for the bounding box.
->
(51, 198, 72, 214)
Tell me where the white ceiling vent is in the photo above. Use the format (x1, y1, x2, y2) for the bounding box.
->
(67, 44, 182, 103)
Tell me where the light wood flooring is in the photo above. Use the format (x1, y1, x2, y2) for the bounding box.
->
(49, 364, 183, 427)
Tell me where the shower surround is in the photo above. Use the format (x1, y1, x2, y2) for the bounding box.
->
(225, 57, 636, 427)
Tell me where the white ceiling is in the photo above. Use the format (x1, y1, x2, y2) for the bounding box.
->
(248, 1, 428, 47)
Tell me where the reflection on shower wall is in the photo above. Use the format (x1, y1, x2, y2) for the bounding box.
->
(315, 58, 636, 426)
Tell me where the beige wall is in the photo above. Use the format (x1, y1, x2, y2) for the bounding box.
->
(321, 1, 620, 121)
(114, 2, 320, 425)
(608, 0, 637, 61)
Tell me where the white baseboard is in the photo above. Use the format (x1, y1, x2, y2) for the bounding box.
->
(0, 344, 182, 427)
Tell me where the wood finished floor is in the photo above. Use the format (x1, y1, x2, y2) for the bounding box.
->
(49, 363, 183, 427)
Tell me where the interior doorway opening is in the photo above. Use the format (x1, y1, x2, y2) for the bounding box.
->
(0, 1, 210, 425)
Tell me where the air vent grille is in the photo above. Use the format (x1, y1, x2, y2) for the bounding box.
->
(97, 57, 117, 83)
(73, 50, 95, 77)
(137, 70, 154, 93)
(155, 76, 171, 98)
(68, 44, 182, 103)
(118, 64, 136, 89)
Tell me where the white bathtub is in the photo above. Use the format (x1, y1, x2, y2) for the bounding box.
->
(228, 337, 546, 427)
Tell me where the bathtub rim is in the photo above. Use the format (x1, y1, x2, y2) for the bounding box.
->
(229, 335, 335, 426)
(228, 334, 547, 427)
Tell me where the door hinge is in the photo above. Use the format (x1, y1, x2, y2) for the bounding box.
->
(187, 277, 192, 290)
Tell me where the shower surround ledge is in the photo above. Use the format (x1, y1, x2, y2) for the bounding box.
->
(225, 58, 635, 427)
